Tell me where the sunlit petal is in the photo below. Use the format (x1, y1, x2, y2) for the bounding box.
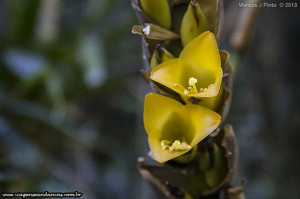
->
(144, 93, 221, 163)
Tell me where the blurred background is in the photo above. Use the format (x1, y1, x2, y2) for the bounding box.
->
(0, 0, 299, 199)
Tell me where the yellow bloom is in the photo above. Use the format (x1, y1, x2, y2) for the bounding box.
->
(144, 93, 221, 163)
(150, 31, 222, 98)
(198, 85, 223, 111)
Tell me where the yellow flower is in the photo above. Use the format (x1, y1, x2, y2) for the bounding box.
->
(144, 93, 221, 163)
(150, 31, 222, 98)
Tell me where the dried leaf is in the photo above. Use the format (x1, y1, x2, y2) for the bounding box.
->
(132, 24, 180, 40)
(226, 180, 246, 199)
(140, 69, 151, 83)
(218, 50, 233, 121)
(138, 157, 176, 199)
(198, 0, 224, 43)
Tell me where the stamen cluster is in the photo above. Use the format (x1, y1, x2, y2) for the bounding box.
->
(161, 139, 191, 151)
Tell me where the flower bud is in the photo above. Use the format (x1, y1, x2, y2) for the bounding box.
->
(198, 150, 211, 171)
(180, 0, 209, 46)
(198, 85, 223, 111)
(205, 143, 227, 188)
(139, 0, 172, 29)
(150, 45, 174, 70)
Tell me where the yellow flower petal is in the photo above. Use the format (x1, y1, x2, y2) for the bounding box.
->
(150, 58, 191, 94)
(180, 31, 222, 97)
(180, 32, 220, 72)
(150, 32, 223, 99)
(144, 93, 221, 163)
(198, 85, 223, 111)
(148, 133, 190, 163)
(185, 104, 221, 146)
(144, 92, 188, 136)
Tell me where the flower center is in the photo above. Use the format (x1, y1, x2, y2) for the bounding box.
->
(161, 139, 191, 151)
(184, 77, 214, 95)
